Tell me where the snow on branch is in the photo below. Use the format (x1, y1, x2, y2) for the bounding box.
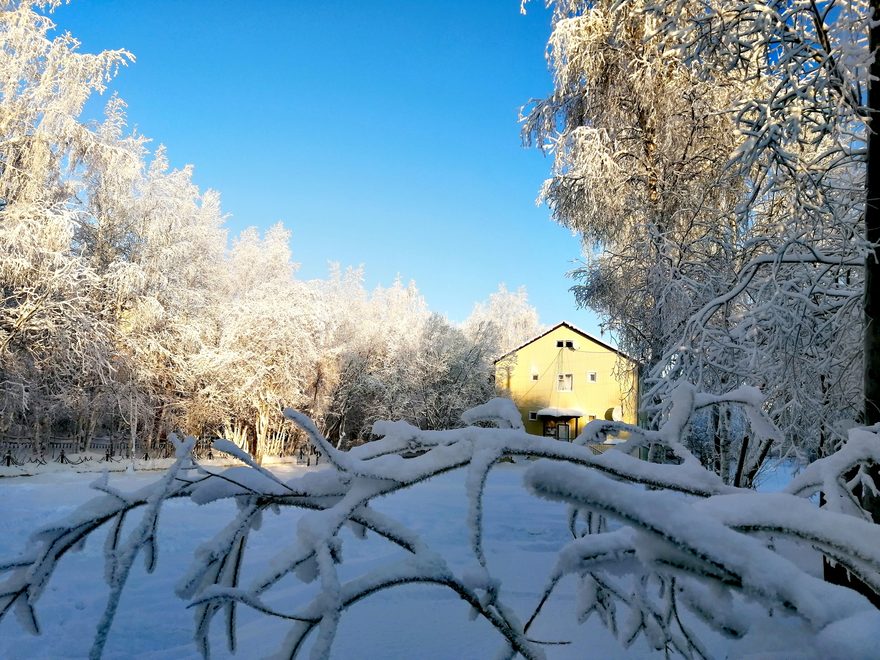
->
(786, 427, 880, 519)
(2, 393, 880, 658)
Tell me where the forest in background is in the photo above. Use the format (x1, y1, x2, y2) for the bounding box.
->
(0, 3, 544, 460)
(6, 1, 880, 657)
(3, 0, 872, 478)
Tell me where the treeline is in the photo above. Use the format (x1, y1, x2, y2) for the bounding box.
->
(0, 3, 542, 458)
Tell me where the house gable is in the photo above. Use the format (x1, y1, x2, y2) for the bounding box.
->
(493, 321, 636, 365)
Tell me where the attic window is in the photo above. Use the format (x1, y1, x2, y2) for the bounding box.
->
(556, 340, 564, 348)
(565, 340, 574, 349)
(528, 411, 538, 421)
(557, 339, 575, 349)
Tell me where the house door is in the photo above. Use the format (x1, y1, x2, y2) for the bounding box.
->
(557, 423, 570, 441)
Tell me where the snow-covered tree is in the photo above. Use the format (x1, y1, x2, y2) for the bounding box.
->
(0, 1, 132, 207)
(0, 1, 133, 450)
(633, 0, 871, 454)
(408, 313, 496, 429)
(0, 204, 116, 452)
(464, 284, 543, 357)
(111, 146, 227, 453)
(316, 277, 500, 442)
(522, 0, 749, 371)
(522, 0, 870, 465)
(0, 1, 230, 453)
(188, 225, 323, 460)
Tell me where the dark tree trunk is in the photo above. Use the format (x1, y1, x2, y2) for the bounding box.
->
(733, 434, 749, 488)
(866, 0, 880, 428)
(828, 2, 880, 605)
(860, 0, 880, 527)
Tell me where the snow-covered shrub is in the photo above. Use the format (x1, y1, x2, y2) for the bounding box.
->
(2, 391, 880, 658)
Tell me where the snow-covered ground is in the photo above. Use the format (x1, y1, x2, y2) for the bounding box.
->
(0, 458, 820, 659)
(0, 463, 701, 659)
(0, 454, 301, 480)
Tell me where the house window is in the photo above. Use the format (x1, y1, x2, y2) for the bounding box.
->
(556, 340, 564, 348)
(588, 415, 597, 422)
(556, 339, 575, 349)
(528, 411, 538, 421)
(557, 374, 573, 391)
(531, 373, 539, 381)
(588, 372, 597, 383)
(565, 340, 574, 349)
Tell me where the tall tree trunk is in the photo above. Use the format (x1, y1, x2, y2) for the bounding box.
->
(830, 3, 880, 604)
(866, 0, 880, 428)
(861, 0, 880, 521)
(711, 405, 722, 476)
(129, 393, 138, 461)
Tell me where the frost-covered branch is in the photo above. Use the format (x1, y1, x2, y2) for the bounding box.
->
(3, 392, 880, 657)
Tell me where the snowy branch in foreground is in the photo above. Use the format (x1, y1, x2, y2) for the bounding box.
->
(2, 391, 880, 658)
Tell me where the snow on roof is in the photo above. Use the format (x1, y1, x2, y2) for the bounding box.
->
(536, 407, 584, 418)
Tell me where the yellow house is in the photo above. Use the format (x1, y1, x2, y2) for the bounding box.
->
(495, 321, 639, 440)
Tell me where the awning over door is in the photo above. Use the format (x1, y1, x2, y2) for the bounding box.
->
(536, 407, 584, 418)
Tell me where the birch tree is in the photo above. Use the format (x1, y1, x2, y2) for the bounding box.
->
(0, 1, 131, 449)
(0, 1, 132, 207)
(463, 284, 543, 356)
(0, 204, 115, 451)
(629, 0, 870, 465)
(522, 0, 750, 370)
(187, 225, 324, 460)
(523, 0, 871, 465)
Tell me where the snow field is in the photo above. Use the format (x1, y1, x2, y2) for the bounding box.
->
(1, 463, 661, 659)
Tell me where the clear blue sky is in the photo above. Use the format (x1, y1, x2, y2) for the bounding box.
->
(51, 0, 604, 335)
